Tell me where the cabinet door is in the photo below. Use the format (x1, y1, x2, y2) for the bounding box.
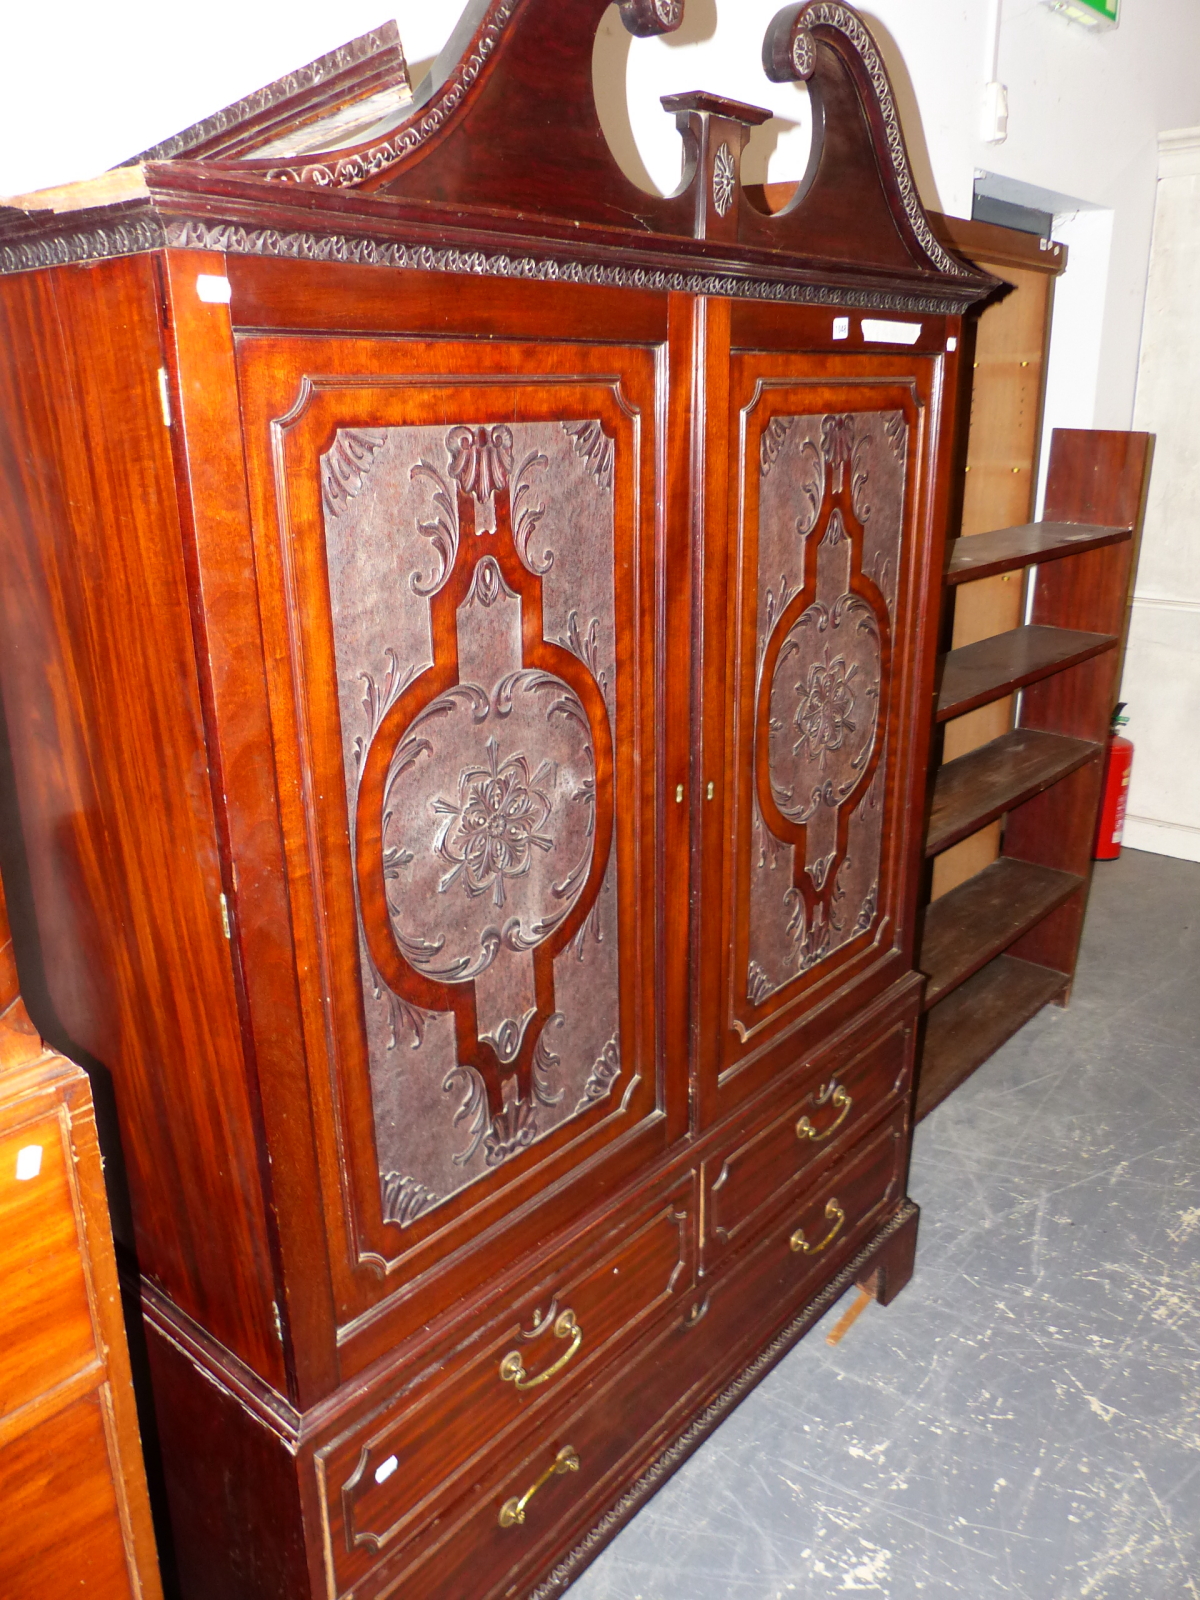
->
(696, 334, 945, 1121)
(235, 323, 678, 1348)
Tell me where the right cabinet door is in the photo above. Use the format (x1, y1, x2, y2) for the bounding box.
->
(697, 327, 946, 1123)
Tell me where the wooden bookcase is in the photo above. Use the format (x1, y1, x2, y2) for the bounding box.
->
(914, 430, 1153, 1120)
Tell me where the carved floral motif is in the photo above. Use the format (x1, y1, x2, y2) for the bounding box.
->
(792, 655, 858, 766)
(791, 27, 817, 78)
(619, 0, 685, 38)
(712, 143, 737, 219)
(433, 737, 556, 909)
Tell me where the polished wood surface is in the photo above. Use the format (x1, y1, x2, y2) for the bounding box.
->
(0, 6, 989, 1595)
(925, 729, 1100, 857)
(0, 879, 162, 1599)
(936, 625, 1117, 721)
(946, 521, 1132, 584)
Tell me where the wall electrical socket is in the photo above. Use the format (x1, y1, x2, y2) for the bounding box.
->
(980, 80, 1009, 145)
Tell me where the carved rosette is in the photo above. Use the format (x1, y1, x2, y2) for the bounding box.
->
(747, 406, 906, 1004)
(321, 418, 624, 1226)
(619, 0, 686, 38)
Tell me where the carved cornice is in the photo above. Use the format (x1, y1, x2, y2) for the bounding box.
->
(0, 211, 972, 311)
(527, 1199, 919, 1600)
(0, 216, 166, 276)
(123, 26, 402, 165)
(165, 219, 969, 312)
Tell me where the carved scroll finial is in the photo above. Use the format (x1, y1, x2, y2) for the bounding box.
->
(619, 0, 685, 38)
(761, 2, 967, 279)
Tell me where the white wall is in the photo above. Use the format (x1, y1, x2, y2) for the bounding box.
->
(1119, 129, 1200, 863)
(3, 0, 1200, 512)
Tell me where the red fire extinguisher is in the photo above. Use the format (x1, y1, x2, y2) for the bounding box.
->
(1095, 703, 1133, 861)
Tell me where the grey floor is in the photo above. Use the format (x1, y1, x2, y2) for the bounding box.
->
(567, 848, 1200, 1599)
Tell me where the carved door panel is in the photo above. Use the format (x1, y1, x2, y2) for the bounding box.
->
(696, 354, 939, 1121)
(234, 331, 674, 1347)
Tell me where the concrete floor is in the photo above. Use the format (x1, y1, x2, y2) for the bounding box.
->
(566, 848, 1200, 1599)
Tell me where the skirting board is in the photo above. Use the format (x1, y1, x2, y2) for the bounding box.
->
(1122, 816, 1200, 864)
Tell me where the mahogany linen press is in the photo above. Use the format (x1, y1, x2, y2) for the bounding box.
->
(0, 3, 992, 1595)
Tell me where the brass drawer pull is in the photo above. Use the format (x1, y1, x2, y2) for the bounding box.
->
(499, 1310, 582, 1391)
(796, 1082, 852, 1144)
(499, 1445, 580, 1528)
(790, 1198, 845, 1255)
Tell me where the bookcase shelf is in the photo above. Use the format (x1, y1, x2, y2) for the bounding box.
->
(919, 856, 1083, 1010)
(936, 624, 1116, 721)
(945, 520, 1132, 585)
(926, 729, 1100, 857)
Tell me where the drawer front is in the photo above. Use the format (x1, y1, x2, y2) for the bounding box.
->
(320, 1174, 696, 1592)
(0, 1109, 98, 1420)
(705, 1016, 911, 1259)
(365, 1112, 909, 1600)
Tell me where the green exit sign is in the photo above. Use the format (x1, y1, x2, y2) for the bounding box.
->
(1043, 0, 1119, 28)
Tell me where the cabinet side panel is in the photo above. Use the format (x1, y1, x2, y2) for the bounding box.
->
(0, 258, 282, 1383)
(143, 1315, 312, 1600)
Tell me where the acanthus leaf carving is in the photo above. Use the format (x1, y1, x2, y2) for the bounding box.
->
(574, 1037, 621, 1115)
(322, 429, 388, 516)
(381, 1172, 442, 1227)
(512, 451, 552, 573)
(410, 456, 459, 596)
(562, 420, 615, 492)
(761, 417, 794, 478)
(444, 1062, 489, 1166)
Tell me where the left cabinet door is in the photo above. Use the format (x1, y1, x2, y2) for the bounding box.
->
(234, 320, 676, 1347)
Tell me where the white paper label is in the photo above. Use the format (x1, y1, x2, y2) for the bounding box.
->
(374, 1455, 399, 1485)
(946, 335, 958, 352)
(196, 274, 232, 304)
(832, 316, 850, 340)
(15, 1145, 43, 1181)
(861, 318, 922, 345)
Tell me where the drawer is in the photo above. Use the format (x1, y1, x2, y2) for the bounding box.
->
(368, 1112, 909, 1600)
(318, 1174, 696, 1594)
(704, 1016, 912, 1259)
(0, 1109, 98, 1421)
